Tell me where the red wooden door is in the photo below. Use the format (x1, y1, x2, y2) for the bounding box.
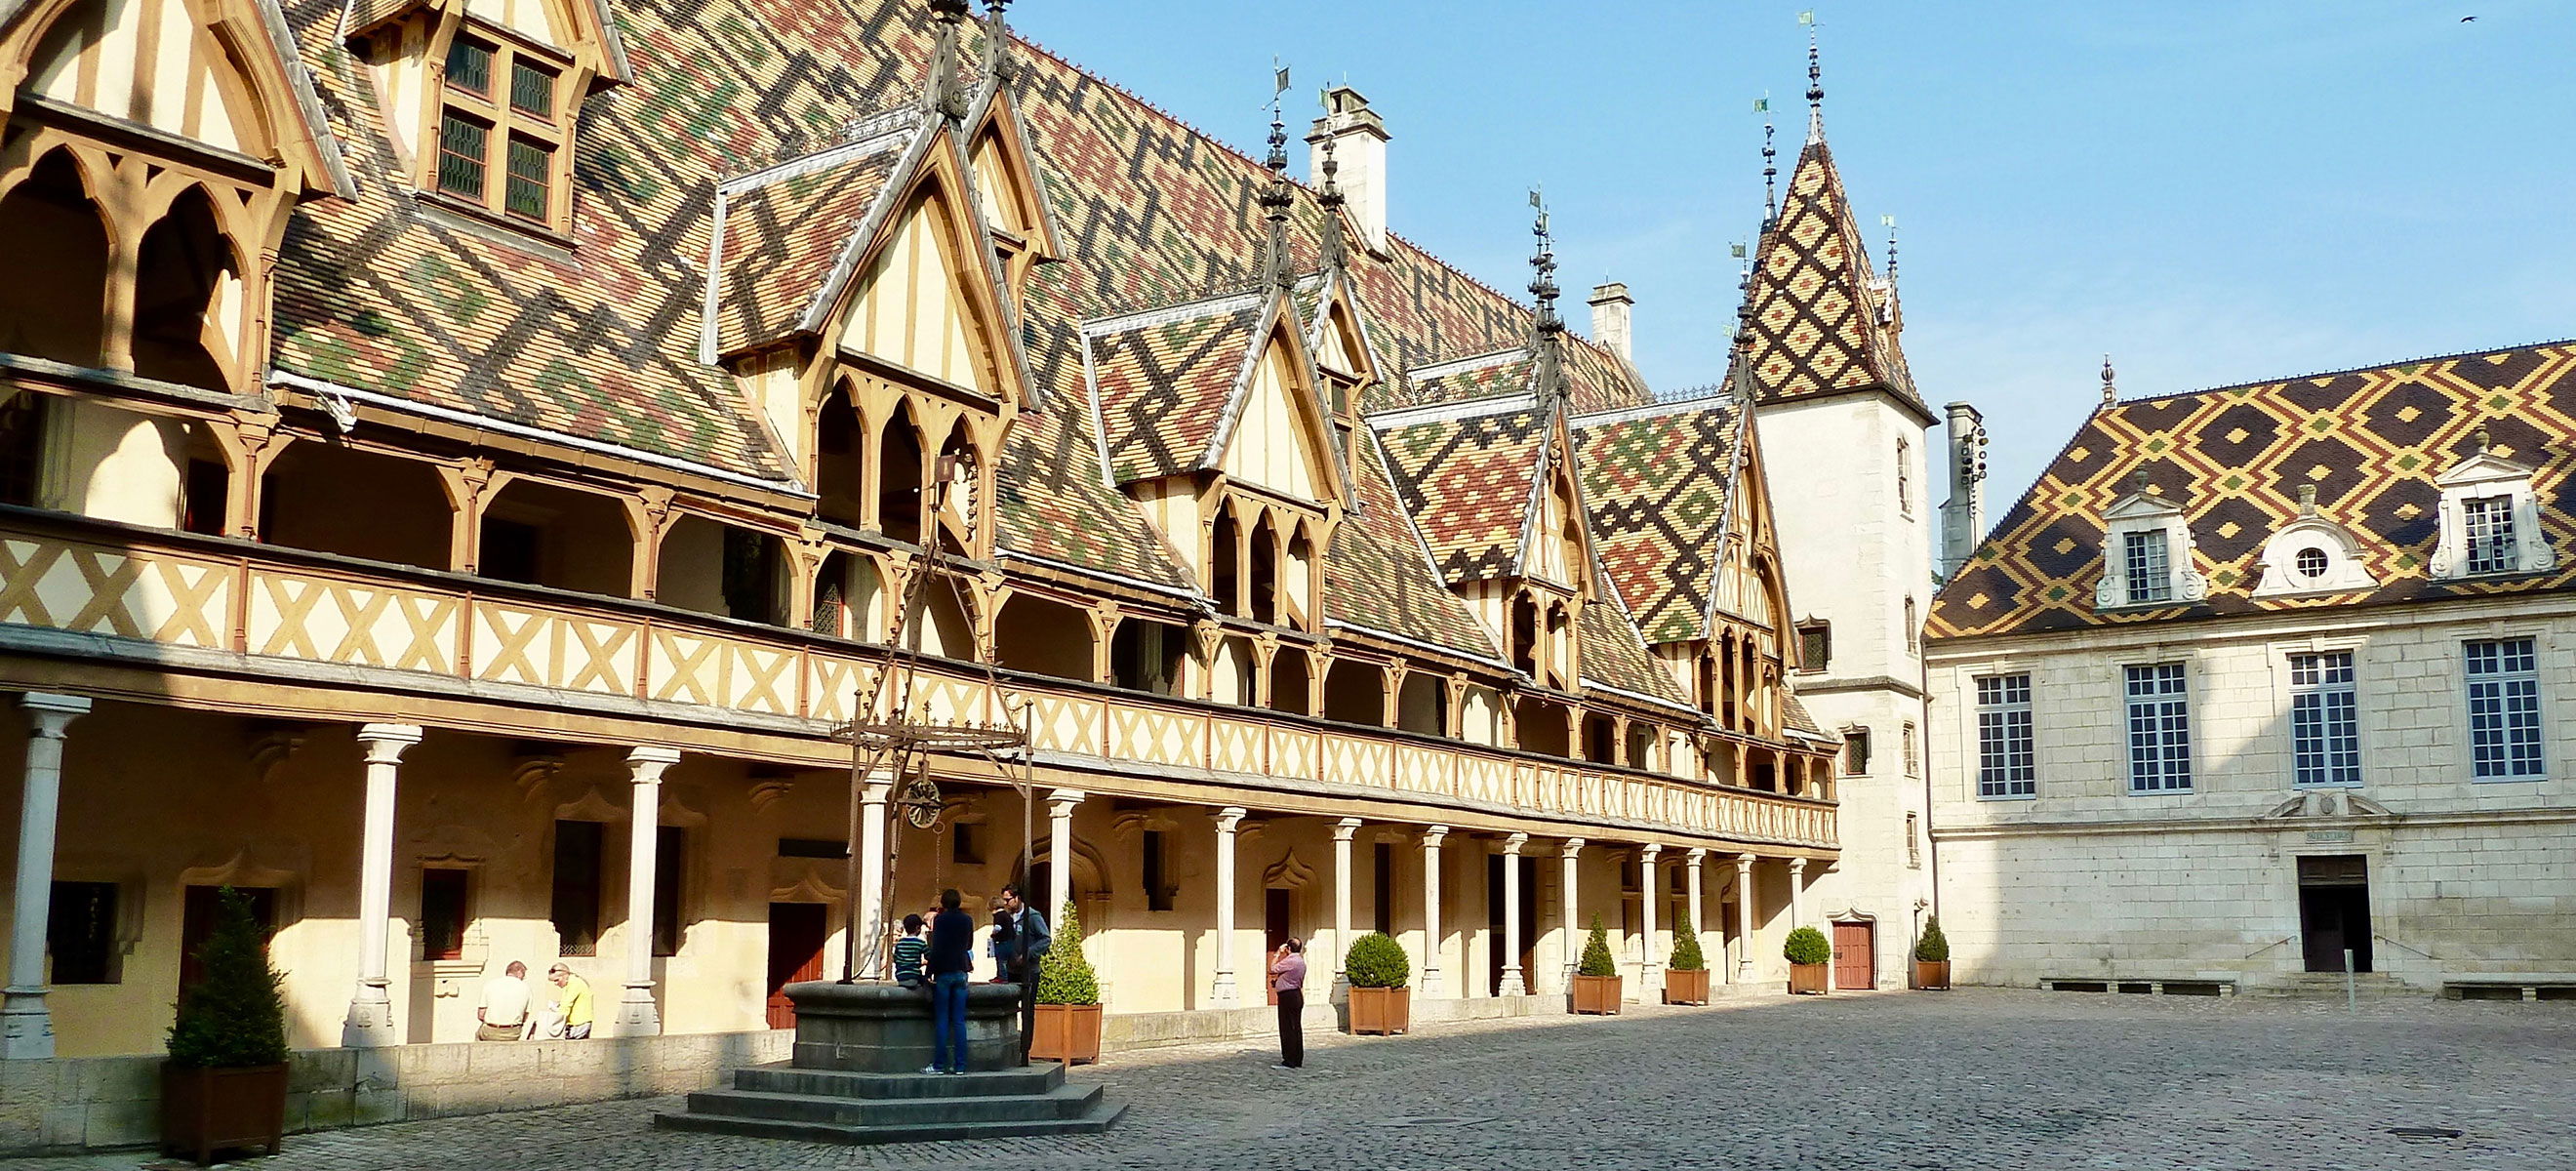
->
(1831, 921, 1873, 989)
(765, 903, 828, 1029)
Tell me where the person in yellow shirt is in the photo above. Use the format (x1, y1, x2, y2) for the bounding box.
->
(546, 963, 595, 1039)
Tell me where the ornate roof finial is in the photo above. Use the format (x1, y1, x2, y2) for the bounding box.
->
(1801, 11, 1825, 143)
(2477, 426, 2494, 454)
(1879, 213, 1900, 325)
(2100, 354, 2117, 406)
(1758, 94, 1778, 225)
(1317, 127, 1348, 270)
(981, 0, 1016, 84)
(1529, 186, 1566, 403)
(925, 0, 970, 123)
(1259, 62, 1296, 291)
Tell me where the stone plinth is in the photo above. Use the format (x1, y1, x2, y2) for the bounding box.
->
(785, 982, 1024, 1073)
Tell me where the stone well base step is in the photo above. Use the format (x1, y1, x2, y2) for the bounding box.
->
(653, 1061, 1126, 1145)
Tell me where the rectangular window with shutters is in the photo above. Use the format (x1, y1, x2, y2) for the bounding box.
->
(654, 826, 686, 956)
(48, 880, 120, 984)
(2289, 651, 2362, 787)
(420, 868, 469, 961)
(550, 820, 604, 956)
(504, 137, 551, 222)
(508, 60, 556, 120)
(2124, 664, 2193, 792)
(436, 112, 490, 199)
(2466, 637, 2544, 780)
(1975, 673, 2035, 798)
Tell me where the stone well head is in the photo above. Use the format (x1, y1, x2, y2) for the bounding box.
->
(784, 982, 1026, 1072)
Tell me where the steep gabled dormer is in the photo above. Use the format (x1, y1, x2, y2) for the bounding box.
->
(958, 47, 1061, 303)
(2430, 429, 2555, 581)
(2095, 470, 2208, 611)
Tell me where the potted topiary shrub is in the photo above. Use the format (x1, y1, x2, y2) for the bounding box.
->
(1344, 931, 1410, 1035)
(162, 887, 290, 1163)
(1784, 925, 1832, 994)
(1570, 914, 1622, 1015)
(1913, 915, 1952, 989)
(1029, 902, 1104, 1064)
(1664, 921, 1711, 1005)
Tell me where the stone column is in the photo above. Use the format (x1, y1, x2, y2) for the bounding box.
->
(1638, 844, 1663, 995)
(1210, 808, 1246, 1006)
(342, 722, 423, 1047)
(1330, 817, 1360, 992)
(1788, 857, 1808, 930)
(2, 694, 89, 1059)
(1499, 833, 1528, 996)
(1685, 848, 1708, 939)
(853, 768, 894, 979)
(1046, 788, 1086, 921)
(1420, 826, 1448, 998)
(1733, 853, 1756, 982)
(617, 747, 681, 1034)
(1559, 838, 1585, 989)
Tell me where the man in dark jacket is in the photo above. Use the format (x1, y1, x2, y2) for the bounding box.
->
(1000, 883, 1050, 1063)
(925, 888, 975, 1074)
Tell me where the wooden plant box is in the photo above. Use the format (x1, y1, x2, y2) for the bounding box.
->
(1789, 962, 1831, 995)
(1914, 960, 1952, 989)
(1029, 1002, 1104, 1065)
(161, 1062, 287, 1163)
(1570, 974, 1623, 1015)
(1663, 967, 1711, 1005)
(1348, 986, 1410, 1034)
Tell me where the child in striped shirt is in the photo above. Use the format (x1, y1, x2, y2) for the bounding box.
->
(893, 914, 929, 989)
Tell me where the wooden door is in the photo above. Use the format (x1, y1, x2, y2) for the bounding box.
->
(1264, 888, 1292, 1005)
(765, 903, 829, 1029)
(1831, 921, 1873, 989)
(2297, 855, 2372, 973)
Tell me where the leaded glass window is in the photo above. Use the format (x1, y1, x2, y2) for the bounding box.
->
(436, 113, 489, 198)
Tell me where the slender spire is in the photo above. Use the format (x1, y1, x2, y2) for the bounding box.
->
(1259, 64, 1296, 291)
(1316, 129, 1348, 270)
(1528, 187, 1565, 403)
(1760, 100, 1778, 225)
(2100, 354, 2117, 406)
(981, 0, 1016, 85)
(1879, 214, 1900, 327)
(925, 0, 970, 123)
(1805, 30, 1825, 143)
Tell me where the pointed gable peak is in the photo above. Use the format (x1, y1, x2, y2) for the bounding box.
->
(1738, 128, 1934, 424)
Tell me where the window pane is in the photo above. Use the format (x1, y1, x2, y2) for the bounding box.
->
(509, 61, 556, 119)
(504, 137, 551, 221)
(2466, 637, 2544, 779)
(420, 868, 468, 961)
(437, 113, 489, 199)
(2123, 531, 2172, 604)
(2289, 651, 2360, 787)
(446, 37, 494, 95)
(2124, 664, 2191, 791)
(2465, 497, 2517, 576)
(1976, 672, 2035, 797)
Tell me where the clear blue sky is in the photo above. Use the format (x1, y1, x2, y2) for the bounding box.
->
(1022, 1, 2576, 527)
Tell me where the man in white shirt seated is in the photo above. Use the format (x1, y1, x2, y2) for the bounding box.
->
(476, 960, 534, 1041)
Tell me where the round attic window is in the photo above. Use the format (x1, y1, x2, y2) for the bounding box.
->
(2295, 546, 2330, 579)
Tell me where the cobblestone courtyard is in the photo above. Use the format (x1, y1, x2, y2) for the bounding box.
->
(15, 989, 2574, 1171)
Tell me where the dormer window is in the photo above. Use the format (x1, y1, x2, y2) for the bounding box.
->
(2431, 432, 2555, 581)
(423, 23, 575, 233)
(2096, 471, 2207, 612)
(2122, 530, 2172, 604)
(2254, 485, 2379, 598)
(2464, 495, 2516, 576)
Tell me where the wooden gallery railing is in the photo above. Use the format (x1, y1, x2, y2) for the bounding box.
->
(0, 511, 1835, 850)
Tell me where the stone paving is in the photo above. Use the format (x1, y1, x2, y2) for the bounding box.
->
(15, 989, 2576, 1170)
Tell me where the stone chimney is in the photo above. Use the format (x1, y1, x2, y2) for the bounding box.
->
(1588, 283, 1633, 363)
(1939, 401, 1987, 580)
(1307, 85, 1389, 256)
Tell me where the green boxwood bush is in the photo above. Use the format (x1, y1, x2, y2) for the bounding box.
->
(1344, 931, 1409, 989)
(1577, 914, 1617, 978)
(1914, 915, 1951, 963)
(166, 887, 289, 1069)
(1668, 921, 1707, 972)
(1035, 901, 1100, 1005)
(1783, 925, 1831, 967)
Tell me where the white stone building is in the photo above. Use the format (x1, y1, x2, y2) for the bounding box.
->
(1924, 343, 2576, 994)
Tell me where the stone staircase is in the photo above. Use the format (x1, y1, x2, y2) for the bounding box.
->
(2252, 972, 2417, 1000)
(656, 1062, 1125, 1144)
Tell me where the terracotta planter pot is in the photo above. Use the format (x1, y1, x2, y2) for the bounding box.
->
(1029, 1002, 1104, 1065)
(1570, 973, 1623, 1015)
(1914, 959, 1952, 989)
(1789, 962, 1831, 995)
(1348, 986, 1410, 1034)
(161, 1062, 287, 1163)
(1663, 967, 1711, 1005)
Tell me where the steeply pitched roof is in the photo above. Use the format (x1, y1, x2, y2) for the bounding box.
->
(1739, 140, 1928, 423)
(1930, 341, 2576, 640)
(1579, 595, 1692, 707)
(1374, 395, 1550, 585)
(1325, 433, 1509, 663)
(1576, 395, 1744, 645)
(708, 124, 915, 356)
(1083, 293, 1268, 484)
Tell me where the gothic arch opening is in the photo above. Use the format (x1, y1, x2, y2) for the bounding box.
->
(1108, 616, 1185, 697)
(1322, 658, 1384, 726)
(1209, 505, 1241, 617)
(1395, 671, 1448, 736)
(935, 420, 978, 555)
(1268, 646, 1311, 715)
(815, 382, 865, 528)
(993, 593, 1092, 681)
(1247, 513, 1278, 625)
(905, 573, 977, 661)
(132, 186, 243, 390)
(0, 150, 109, 367)
(876, 401, 925, 544)
(811, 549, 881, 639)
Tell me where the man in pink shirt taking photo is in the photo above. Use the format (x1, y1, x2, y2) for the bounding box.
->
(1268, 939, 1307, 1070)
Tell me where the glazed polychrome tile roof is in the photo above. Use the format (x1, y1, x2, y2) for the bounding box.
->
(1575, 395, 1746, 645)
(709, 127, 914, 356)
(1325, 434, 1509, 663)
(1083, 293, 1269, 484)
(1738, 137, 1928, 422)
(1578, 594, 1692, 707)
(1373, 393, 1551, 586)
(1929, 342, 2576, 640)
